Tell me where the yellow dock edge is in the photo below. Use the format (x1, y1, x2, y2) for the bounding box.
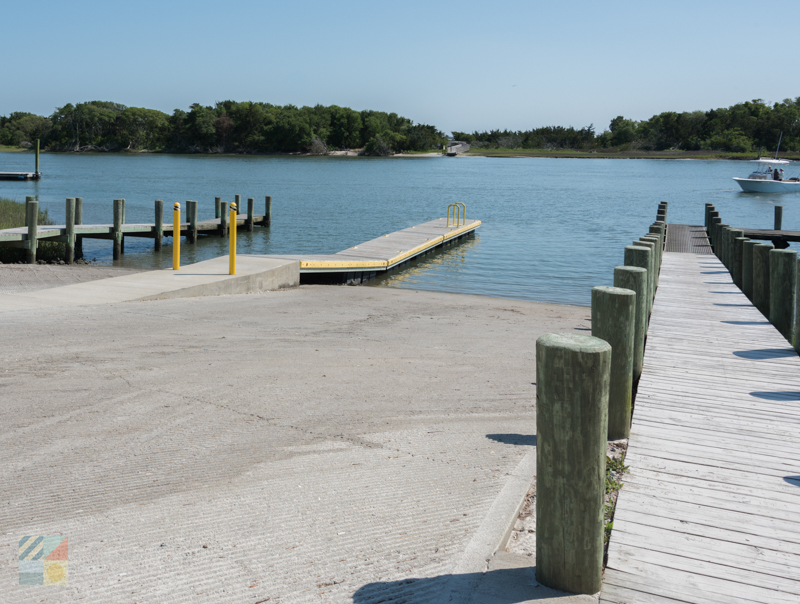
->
(300, 220, 480, 273)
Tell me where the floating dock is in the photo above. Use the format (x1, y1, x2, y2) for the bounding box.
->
(265, 217, 481, 284)
(0, 172, 40, 181)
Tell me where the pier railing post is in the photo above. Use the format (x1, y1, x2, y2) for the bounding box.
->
(65, 198, 75, 265)
(246, 197, 254, 231)
(625, 245, 652, 323)
(732, 233, 747, 289)
(615, 266, 648, 384)
(155, 200, 163, 251)
(775, 205, 783, 231)
(75, 197, 83, 259)
(592, 286, 636, 440)
(113, 199, 124, 260)
(264, 195, 272, 227)
(743, 240, 757, 301)
(769, 249, 797, 342)
(173, 202, 180, 270)
(25, 198, 38, 264)
(215, 197, 221, 219)
(753, 243, 774, 318)
(187, 200, 198, 244)
(536, 333, 609, 595)
(220, 201, 229, 237)
(632, 240, 656, 316)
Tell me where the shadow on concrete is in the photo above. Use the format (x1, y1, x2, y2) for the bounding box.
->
(784, 476, 800, 487)
(734, 349, 797, 360)
(353, 566, 587, 603)
(750, 391, 800, 400)
(721, 320, 771, 325)
(487, 434, 537, 446)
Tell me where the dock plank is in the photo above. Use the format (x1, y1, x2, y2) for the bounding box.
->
(600, 248, 800, 602)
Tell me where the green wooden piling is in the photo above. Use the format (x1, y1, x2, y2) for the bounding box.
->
(709, 213, 719, 247)
(769, 249, 797, 342)
(633, 240, 656, 316)
(536, 333, 609, 595)
(643, 234, 661, 285)
(743, 240, 757, 300)
(75, 197, 83, 258)
(215, 197, 221, 219)
(234, 194, 241, 216)
(795, 259, 800, 353)
(25, 199, 38, 264)
(155, 200, 163, 251)
(753, 243, 774, 318)
(732, 235, 747, 289)
(614, 266, 647, 384)
(246, 197, 255, 231)
(625, 245, 652, 322)
(592, 286, 636, 440)
(220, 201, 229, 237)
(720, 226, 731, 268)
(264, 195, 272, 227)
(187, 200, 198, 243)
(775, 205, 783, 231)
(65, 198, 75, 264)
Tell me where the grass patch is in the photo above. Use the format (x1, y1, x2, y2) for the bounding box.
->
(0, 144, 27, 152)
(465, 148, 800, 160)
(603, 442, 628, 567)
(0, 197, 65, 263)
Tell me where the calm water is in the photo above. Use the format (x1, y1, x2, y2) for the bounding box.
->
(1, 152, 797, 306)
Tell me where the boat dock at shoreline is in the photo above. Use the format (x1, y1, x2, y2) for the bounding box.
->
(0, 171, 41, 181)
(601, 221, 800, 603)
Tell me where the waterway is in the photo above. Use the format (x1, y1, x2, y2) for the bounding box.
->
(0, 152, 796, 306)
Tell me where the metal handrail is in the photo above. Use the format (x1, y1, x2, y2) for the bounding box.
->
(447, 203, 466, 227)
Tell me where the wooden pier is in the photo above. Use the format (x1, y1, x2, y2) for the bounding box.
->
(601, 226, 800, 603)
(0, 171, 40, 181)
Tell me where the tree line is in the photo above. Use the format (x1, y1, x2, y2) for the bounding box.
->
(0, 101, 445, 155)
(2, 97, 798, 155)
(454, 98, 800, 153)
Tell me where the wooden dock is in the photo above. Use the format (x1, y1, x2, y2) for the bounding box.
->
(267, 217, 481, 284)
(601, 226, 800, 603)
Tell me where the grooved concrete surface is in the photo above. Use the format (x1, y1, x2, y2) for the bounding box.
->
(0, 264, 147, 294)
(0, 285, 590, 603)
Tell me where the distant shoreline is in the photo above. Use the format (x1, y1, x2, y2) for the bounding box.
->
(2, 147, 798, 161)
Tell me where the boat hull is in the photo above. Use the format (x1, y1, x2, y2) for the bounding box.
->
(733, 178, 800, 193)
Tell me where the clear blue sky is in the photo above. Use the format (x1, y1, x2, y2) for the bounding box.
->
(3, 0, 797, 135)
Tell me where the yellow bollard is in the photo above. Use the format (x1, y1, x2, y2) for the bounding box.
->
(173, 202, 180, 270)
(229, 203, 237, 275)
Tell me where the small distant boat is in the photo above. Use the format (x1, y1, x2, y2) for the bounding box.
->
(733, 158, 800, 193)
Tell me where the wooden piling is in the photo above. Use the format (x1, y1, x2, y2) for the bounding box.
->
(65, 198, 75, 264)
(75, 196, 83, 258)
(25, 199, 38, 264)
(246, 197, 254, 231)
(154, 200, 163, 251)
(743, 240, 757, 300)
(592, 286, 636, 440)
(720, 226, 731, 268)
(264, 195, 272, 227)
(625, 245, 652, 322)
(187, 200, 198, 243)
(753, 243, 774, 318)
(642, 234, 661, 286)
(709, 213, 720, 248)
(615, 266, 647, 383)
(775, 205, 783, 231)
(633, 240, 656, 316)
(235, 194, 241, 216)
(215, 197, 221, 219)
(220, 202, 229, 237)
(795, 259, 800, 353)
(769, 249, 797, 342)
(113, 199, 124, 260)
(536, 333, 609, 595)
(35, 139, 40, 175)
(732, 234, 747, 289)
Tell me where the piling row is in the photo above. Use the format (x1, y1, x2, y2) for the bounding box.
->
(9, 196, 272, 264)
(707, 204, 799, 352)
(535, 201, 666, 594)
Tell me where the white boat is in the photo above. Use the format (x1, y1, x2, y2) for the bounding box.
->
(733, 158, 800, 193)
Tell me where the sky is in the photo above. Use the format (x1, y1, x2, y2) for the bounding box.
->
(2, 0, 798, 135)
